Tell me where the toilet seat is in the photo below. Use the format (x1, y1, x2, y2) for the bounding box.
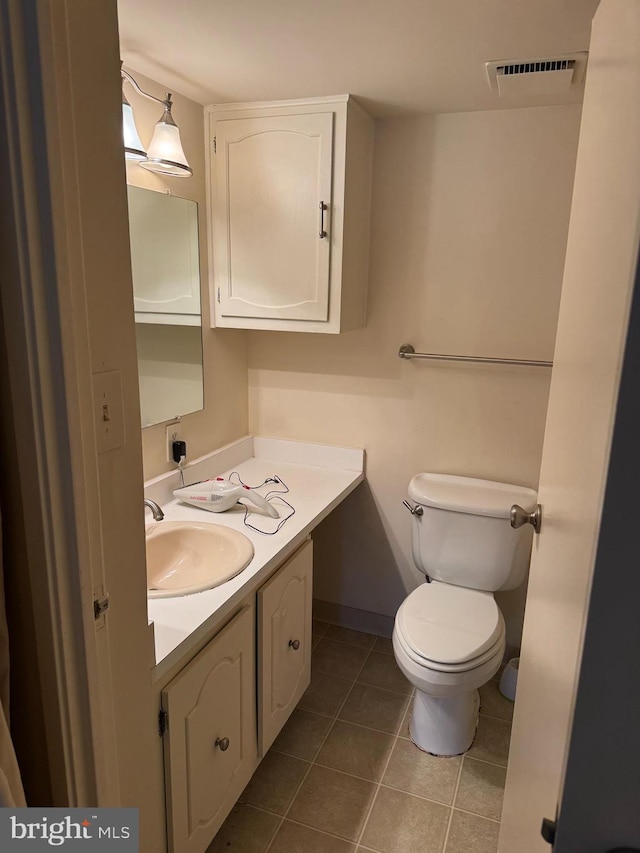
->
(395, 582, 505, 673)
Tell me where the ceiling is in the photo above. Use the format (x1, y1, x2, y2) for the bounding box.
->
(117, 0, 600, 116)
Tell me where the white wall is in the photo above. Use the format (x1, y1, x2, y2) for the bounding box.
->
(124, 69, 249, 479)
(249, 105, 581, 644)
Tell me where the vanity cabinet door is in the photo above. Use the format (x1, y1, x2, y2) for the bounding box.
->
(162, 603, 257, 853)
(258, 540, 313, 754)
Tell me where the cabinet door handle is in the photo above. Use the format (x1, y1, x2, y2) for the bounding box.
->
(214, 736, 230, 751)
(319, 201, 328, 238)
(289, 639, 301, 650)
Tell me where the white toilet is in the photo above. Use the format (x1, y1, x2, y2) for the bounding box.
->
(393, 473, 537, 757)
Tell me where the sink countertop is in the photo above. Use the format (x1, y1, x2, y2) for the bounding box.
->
(145, 436, 364, 676)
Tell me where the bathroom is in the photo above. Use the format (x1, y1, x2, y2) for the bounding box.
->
(0, 1, 638, 853)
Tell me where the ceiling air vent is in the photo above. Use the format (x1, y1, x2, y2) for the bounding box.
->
(485, 52, 588, 97)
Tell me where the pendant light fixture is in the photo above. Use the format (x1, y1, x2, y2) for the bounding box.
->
(122, 87, 146, 160)
(121, 69, 193, 178)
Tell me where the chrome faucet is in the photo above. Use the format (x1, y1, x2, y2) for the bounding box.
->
(144, 499, 164, 521)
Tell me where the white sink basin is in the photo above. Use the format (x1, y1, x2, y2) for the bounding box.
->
(146, 520, 254, 598)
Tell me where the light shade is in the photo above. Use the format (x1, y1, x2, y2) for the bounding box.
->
(122, 101, 146, 161)
(140, 106, 192, 177)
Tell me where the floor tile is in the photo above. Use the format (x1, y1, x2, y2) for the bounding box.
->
(272, 709, 333, 761)
(316, 720, 395, 782)
(240, 751, 309, 815)
(455, 758, 506, 821)
(479, 680, 514, 722)
(325, 625, 376, 649)
(445, 810, 500, 853)
(372, 637, 394, 655)
(206, 803, 280, 853)
(383, 737, 461, 804)
(357, 652, 412, 695)
(313, 619, 331, 637)
(338, 682, 409, 734)
(398, 696, 414, 739)
(467, 716, 511, 767)
(269, 820, 356, 853)
(298, 671, 353, 717)
(288, 765, 376, 842)
(313, 639, 370, 680)
(360, 786, 450, 853)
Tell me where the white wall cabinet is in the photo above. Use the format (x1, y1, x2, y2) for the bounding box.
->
(161, 603, 257, 853)
(207, 96, 374, 333)
(258, 540, 312, 754)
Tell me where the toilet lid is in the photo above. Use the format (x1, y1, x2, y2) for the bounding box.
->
(397, 583, 502, 666)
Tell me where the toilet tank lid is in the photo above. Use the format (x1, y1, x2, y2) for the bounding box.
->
(408, 474, 537, 518)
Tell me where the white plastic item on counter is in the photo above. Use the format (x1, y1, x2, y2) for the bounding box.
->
(173, 478, 279, 518)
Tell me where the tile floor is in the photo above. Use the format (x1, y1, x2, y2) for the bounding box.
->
(208, 620, 513, 853)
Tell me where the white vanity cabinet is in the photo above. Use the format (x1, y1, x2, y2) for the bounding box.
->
(159, 541, 313, 853)
(161, 603, 257, 853)
(206, 96, 374, 334)
(258, 539, 313, 754)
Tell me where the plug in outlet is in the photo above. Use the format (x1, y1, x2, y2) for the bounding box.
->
(166, 423, 183, 463)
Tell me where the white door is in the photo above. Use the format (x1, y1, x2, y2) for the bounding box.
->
(213, 111, 333, 321)
(499, 2, 640, 851)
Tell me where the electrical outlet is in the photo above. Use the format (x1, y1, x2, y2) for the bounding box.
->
(166, 423, 183, 463)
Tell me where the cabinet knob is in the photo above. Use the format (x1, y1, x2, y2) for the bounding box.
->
(214, 737, 230, 752)
(289, 639, 301, 651)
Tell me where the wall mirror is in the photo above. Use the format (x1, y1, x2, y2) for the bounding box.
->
(127, 185, 204, 427)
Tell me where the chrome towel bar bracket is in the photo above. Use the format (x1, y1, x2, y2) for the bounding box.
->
(398, 343, 553, 368)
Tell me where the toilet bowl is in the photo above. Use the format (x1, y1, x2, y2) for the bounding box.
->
(393, 582, 505, 755)
(394, 474, 536, 756)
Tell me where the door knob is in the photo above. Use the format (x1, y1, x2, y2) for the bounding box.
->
(214, 737, 230, 751)
(510, 503, 542, 534)
(289, 639, 300, 650)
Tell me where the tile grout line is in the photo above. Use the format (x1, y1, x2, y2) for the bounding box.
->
(264, 642, 377, 851)
(352, 684, 409, 850)
(273, 703, 411, 744)
(308, 666, 411, 698)
(441, 751, 465, 852)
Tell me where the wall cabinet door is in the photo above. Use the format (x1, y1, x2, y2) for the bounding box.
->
(208, 96, 374, 334)
(258, 540, 313, 754)
(214, 112, 333, 322)
(162, 603, 257, 853)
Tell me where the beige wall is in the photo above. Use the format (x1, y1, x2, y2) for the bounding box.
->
(249, 105, 581, 644)
(124, 69, 248, 479)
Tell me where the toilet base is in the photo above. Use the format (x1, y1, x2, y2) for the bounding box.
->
(409, 688, 480, 756)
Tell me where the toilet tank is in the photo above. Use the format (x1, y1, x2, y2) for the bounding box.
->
(408, 474, 537, 591)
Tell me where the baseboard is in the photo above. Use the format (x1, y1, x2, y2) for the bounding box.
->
(312, 599, 394, 639)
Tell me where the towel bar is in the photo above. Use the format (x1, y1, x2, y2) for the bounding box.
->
(398, 344, 553, 368)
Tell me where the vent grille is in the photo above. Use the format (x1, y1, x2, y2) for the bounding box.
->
(499, 59, 575, 76)
(485, 52, 588, 97)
